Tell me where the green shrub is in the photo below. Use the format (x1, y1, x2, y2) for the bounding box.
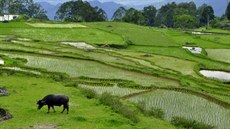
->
(180, 78, 191, 87)
(75, 116, 87, 121)
(27, 18, 40, 23)
(81, 88, 96, 99)
(2, 21, 9, 23)
(99, 93, 139, 123)
(171, 116, 215, 129)
(137, 101, 164, 119)
(0, 69, 16, 76)
(64, 82, 78, 87)
(11, 58, 27, 66)
(147, 107, 164, 119)
(137, 101, 146, 113)
(13, 15, 29, 22)
(99, 92, 122, 108)
(50, 73, 69, 81)
(125, 39, 134, 45)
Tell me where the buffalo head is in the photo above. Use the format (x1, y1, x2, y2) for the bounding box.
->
(37, 100, 46, 110)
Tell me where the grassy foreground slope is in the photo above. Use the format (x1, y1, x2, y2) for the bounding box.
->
(0, 74, 175, 129)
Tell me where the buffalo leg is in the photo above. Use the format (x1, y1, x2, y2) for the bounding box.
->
(66, 105, 69, 114)
(51, 106, 56, 112)
(61, 106, 65, 113)
(47, 105, 50, 113)
(61, 104, 68, 114)
(65, 105, 69, 114)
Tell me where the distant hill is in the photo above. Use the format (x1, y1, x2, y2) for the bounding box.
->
(39, 0, 227, 20)
(89, 1, 121, 20)
(39, 2, 61, 20)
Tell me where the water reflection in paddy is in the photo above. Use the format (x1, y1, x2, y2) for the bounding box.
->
(200, 70, 230, 81)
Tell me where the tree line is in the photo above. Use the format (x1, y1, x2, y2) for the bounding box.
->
(112, 1, 230, 29)
(112, 2, 215, 29)
(1, 0, 230, 29)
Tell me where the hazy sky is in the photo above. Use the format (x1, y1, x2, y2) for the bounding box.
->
(34, 0, 164, 5)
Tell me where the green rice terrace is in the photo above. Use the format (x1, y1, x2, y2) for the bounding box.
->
(0, 22, 229, 129)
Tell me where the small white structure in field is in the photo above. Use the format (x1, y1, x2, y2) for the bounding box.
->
(61, 42, 95, 49)
(200, 70, 230, 81)
(0, 16, 4, 21)
(0, 59, 4, 65)
(182, 46, 202, 54)
(0, 15, 19, 21)
(192, 32, 212, 35)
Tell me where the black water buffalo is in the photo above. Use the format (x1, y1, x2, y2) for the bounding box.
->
(37, 94, 69, 114)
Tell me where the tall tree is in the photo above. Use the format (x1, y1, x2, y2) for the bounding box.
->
(122, 8, 145, 25)
(55, 0, 106, 22)
(112, 7, 126, 21)
(174, 14, 199, 29)
(0, 0, 7, 15)
(8, 0, 27, 14)
(155, 2, 177, 27)
(142, 5, 157, 26)
(176, 2, 196, 16)
(227, 2, 230, 20)
(197, 4, 215, 28)
(27, 2, 47, 18)
(202, 5, 215, 28)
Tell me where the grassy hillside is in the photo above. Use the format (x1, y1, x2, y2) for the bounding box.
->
(0, 21, 229, 129)
(84, 22, 230, 48)
(0, 22, 126, 46)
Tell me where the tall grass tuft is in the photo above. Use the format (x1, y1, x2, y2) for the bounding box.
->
(171, 116, 215, 129)
(81, 88, 97, 99)
(99, 93, 139, 123)
(137, 101, 164, 119)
